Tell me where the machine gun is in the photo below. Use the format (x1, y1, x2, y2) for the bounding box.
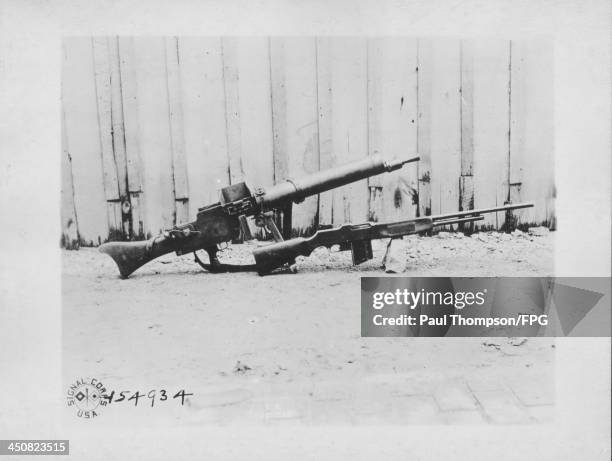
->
(252, 203, 534, 275)
(99, 154, 419, 278)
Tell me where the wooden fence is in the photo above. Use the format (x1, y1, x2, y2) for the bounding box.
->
(61, 37, 554, 247)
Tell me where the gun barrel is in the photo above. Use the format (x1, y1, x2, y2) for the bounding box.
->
(432, 216, 485, 227)
(431, 202, 534, 221)
(260, 154, 419, 209)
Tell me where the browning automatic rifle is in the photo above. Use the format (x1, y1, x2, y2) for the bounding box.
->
(252, 203, 534, 275)
(99, 154, 419, 278)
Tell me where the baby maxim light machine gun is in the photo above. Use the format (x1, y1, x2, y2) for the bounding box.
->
(99, 154, 420, 278)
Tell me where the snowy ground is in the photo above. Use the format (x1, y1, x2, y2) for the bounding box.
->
(62, 230, 555, 426)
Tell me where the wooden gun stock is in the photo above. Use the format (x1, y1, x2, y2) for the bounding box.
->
(99, 237, 178, 278)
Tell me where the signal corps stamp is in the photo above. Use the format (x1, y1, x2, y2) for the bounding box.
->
(66, 377, 108, 418)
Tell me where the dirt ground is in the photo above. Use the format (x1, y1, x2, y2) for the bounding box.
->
(62, 229, 555, 426)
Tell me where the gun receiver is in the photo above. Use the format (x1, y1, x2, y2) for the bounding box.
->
(99, 154, 419, 277)
(252, 202, 534, 275)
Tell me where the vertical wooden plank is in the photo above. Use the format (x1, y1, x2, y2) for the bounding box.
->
(367, 37, 419, 222)
(416, 39, 433, 218)
(459, 40, 475, 214)
(107, 37, 129, 199)
(92, 37, 119, 200)
(315, 37, 334, 226)
(178, 37, 230, 217)
(418, 39, 462, 217)
(230, 37, 275, 237)
(62, 38, 108, 245)
(92, 37, 124, 237)
(234, 37, 275, 191)
(367, 38, 384, 221)
(165, 36, 190, 224)
(509, 39, 555, 227)
(270, 37, 319, 232)
(268, 37, 291, 237)
(329, 37, 369, 225)
(61, 108, 80, 249)
(471, 39, 511, 229)
(508, 41, 523, 227)
(133, 37, 176, 235)
(107, 36, 137, 238)
(221, 37, 243, 184)
(117, 37, 145, 238)
(270, 38, 288, 186)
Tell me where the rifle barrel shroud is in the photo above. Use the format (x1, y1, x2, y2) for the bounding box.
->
(99, 154, 420, 277)
(260, 156, 417, 208)
(252, 202, 534, 274)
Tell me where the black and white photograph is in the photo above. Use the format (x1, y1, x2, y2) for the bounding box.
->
(61, 35, 558, 426)
(1, 1, 610, 460)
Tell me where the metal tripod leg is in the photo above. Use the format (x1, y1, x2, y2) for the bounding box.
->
(263, 215, 283, 242)
(281, 203, 293, 240)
